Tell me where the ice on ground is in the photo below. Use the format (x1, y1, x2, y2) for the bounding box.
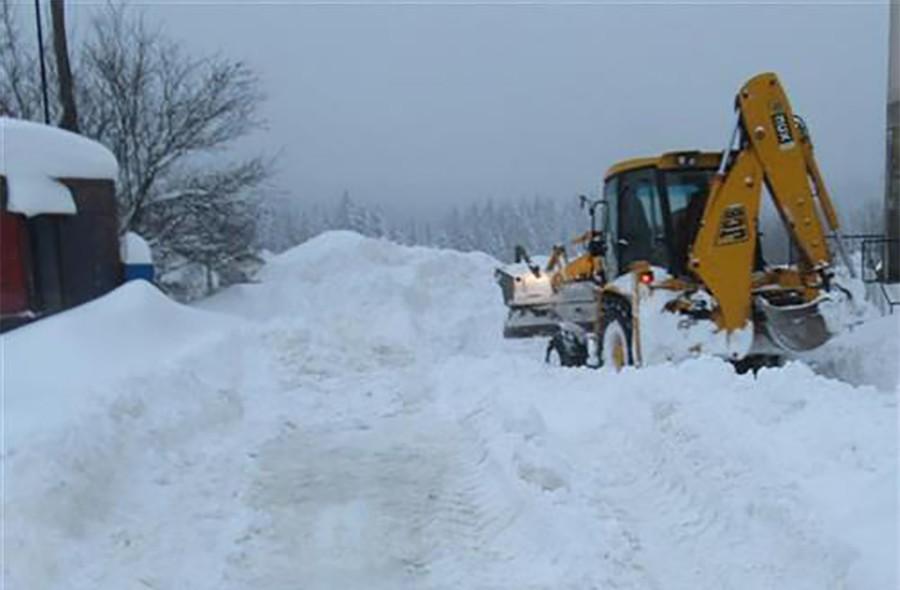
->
(4, 231, 897, 590)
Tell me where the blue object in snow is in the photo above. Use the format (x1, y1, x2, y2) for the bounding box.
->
(124, 263, 155, 282)
(121, 231, 155, 283)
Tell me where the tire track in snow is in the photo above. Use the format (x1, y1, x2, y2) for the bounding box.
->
(419, 370, 657, 590)
(233, 417, 449, 589)
(579, 393, 854, 589)
(229, 388, 528, 590)
(416, 398, 528, 590)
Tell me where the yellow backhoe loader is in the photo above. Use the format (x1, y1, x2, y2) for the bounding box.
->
(544, 72, 856, 371)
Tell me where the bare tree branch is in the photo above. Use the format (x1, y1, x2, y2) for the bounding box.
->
(1, 1, 41, 119)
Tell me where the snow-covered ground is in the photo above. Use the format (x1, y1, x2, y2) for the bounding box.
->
(4, 231, 897, 589)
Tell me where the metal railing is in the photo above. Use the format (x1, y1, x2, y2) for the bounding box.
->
(785, 233, 883, 266)
(860, 236, 900, 313)
(784, 234, 900, 314)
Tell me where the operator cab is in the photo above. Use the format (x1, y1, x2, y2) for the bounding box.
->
(602, 151, 722, 279)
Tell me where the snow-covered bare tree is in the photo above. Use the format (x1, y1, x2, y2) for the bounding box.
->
(79, 6, 271, 233)
(142, 159, 269, 297)
(0, 1, 44, 119)
(0, 2, 273, 299)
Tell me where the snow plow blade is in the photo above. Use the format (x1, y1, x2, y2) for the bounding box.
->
(495, 262, 596, 339)
(756, 296, 832, 353)
(503, 307, 562, 338)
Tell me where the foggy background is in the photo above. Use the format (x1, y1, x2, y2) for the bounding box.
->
(62, 2, 890, 218)
(7, 1, 891, 297)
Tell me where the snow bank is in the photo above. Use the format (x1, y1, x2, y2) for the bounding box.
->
(5, 232, 897, 590)
(0, 117, 118, 216)
(200, 231, 504, 359)
(2, 281, 233, 446)
(802, 313, 900, 392)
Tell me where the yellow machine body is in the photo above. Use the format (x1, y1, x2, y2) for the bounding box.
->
(545, 239, 603, 291)
(591, 72, 848, 364)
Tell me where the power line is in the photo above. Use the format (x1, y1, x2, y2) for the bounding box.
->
(33, 0, 50, 124)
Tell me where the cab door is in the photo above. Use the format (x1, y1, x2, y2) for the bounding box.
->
(602, 176, 620, 278)
(615, 168, 669, 272)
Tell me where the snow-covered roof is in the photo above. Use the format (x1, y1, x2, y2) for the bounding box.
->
(0, 117, 118, 217)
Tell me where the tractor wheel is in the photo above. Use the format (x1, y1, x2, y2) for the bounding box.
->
(731, 354, 784, 375)
(546, 330, 587, 367)
(599, 296, 633, 370)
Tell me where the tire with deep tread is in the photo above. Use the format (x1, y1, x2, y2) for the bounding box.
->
(546, 331, 588, 367)
(732, 354, 784, 375)
(599, 295, 634, 370)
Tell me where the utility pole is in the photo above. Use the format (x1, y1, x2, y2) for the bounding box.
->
(886, 0, 900, 281)
(50, 0, 78, 132)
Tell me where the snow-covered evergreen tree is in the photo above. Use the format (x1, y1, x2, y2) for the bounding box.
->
(258, 188, 590, 265)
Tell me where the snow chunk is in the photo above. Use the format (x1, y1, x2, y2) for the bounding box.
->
(120, 231, 153, 264)
(0, 117, 118, 216)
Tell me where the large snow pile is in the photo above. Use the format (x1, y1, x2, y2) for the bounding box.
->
(4, 231, 897, 589)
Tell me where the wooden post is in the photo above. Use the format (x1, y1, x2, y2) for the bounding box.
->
(33, 0, 50, 124)
(886, 1, 900, 281)
(50, 0, 78, 132)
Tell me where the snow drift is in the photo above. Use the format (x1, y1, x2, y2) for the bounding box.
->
(4, 231, 897, 589)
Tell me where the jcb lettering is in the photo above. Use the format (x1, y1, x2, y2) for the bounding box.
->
(716, 205, 749, 245)
(771, 112, 794, 147)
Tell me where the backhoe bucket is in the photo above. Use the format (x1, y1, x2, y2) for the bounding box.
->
(756, 296, 832, 353)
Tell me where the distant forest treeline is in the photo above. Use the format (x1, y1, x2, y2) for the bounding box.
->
(259, 191, 590, 263)
(260, 190, 886, 266)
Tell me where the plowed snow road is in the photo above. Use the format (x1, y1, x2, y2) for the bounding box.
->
(4, 232, 897, 589)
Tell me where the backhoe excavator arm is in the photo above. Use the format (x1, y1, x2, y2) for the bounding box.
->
(689, 72, 840, 332)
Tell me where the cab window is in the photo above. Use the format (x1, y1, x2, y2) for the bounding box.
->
(664, 170, 713, 274)
(618, 169, 668, 270)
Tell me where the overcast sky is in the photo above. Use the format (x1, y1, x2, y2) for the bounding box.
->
(68, 1, 890, 218)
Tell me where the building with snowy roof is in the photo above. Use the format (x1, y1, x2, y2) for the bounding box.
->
(1, 118, 127, 330)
